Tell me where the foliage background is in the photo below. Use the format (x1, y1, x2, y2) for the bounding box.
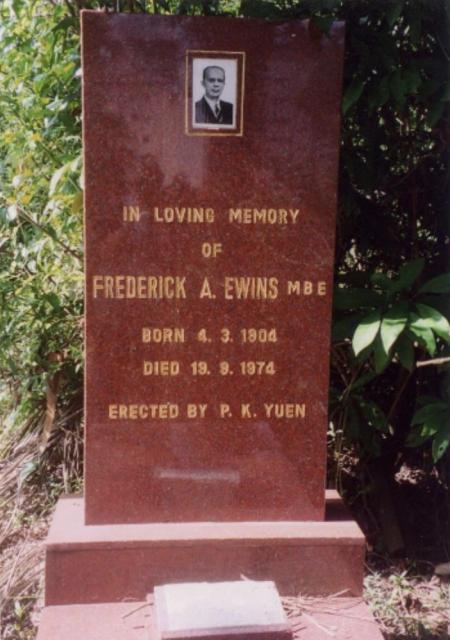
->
(0, 0, 449, 598)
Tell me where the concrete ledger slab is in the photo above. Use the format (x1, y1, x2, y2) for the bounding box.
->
(154, 581, 292, 640)
(44, 492, 365, 605)
(37, 598, 384, 640)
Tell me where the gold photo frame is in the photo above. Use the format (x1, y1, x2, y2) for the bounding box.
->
(185, 50, 245, 137)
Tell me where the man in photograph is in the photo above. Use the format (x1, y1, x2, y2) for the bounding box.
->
(195, 65, 233, 125)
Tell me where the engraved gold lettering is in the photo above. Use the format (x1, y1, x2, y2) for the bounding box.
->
(93, 275, 104, 298)
(143, 361, 180, 376)
(126, 277, 136, 298)
(241, 328, 277, 343)
(240, 361, 275, 375)
(109, 405, 118, 419)
(199, 277, 215, 299)
(220, 403, 232, 418)
(108, 403, 179, 419)
(224, 277, 278, 300)
(123, 206, 140, 222)
(104, 276, 114, 298)
(115, 275, 125, 299)
(142, 328, 185, 343)
(241, 404, 252, 418)
(264, 403, 306, 418)
(137, 276, 146, 298)
(91, 276, 186, 299)
(201, 242, 222, 258)
(154, 207, 215, 223)
(119, 405, 128, 419)
(228, 208, 300, 224)
(287, 280, 326, 296)
(187, 404, 207, 418)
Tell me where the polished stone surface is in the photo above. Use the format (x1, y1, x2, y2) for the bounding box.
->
(37, 598, 384, 640)
(154, 581, 291, 640)
(82, 12, 344, 524)
(44, 494, 365, 605)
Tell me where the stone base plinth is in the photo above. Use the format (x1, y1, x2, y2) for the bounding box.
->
(44, 492, 365, 606)
(37, 598, 384, 640)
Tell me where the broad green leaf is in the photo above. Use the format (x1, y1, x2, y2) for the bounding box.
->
(420, 422, 441, 438)
(415, 303, 450, 344)
(6, 204, 18, 221)
(411, 401, 448, 426)
(43, 224, 57, 241)
(352, 310, 381, 356)
(391, 258, 425, 293)
(408, 315, 437, 355)
(45, 293, 61, 311)
(350, 371, 378, 392)
(49, 156, 80, 196)
(419, 273, 450, 294)
(374, 335, 391, 373)
(49, 164, 67, 196)
(406, 426, 432, 448)
(69, 156, 82, 173)
(432, 425, 450, 462)
(53, 16, 77, 31)
(72, 190, 83, 214)
(380, 303, 408, 353)
(395, 333, 415, 371)
(342, 80, 364, 114)
(407, 403, 450, 455)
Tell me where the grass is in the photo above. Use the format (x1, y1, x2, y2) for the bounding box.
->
(365, 563, 450, 639)
(0, 402, 82, 639)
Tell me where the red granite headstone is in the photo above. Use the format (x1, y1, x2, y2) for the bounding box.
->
(82, 12, 344, 524)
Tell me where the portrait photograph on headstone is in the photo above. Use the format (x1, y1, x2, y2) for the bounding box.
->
(0, 2, 449, 640)
(186, 50, 244, 135)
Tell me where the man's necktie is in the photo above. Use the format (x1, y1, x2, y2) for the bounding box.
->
(214, 104, 221, 119)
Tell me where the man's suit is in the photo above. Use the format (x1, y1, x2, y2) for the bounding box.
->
(195, 97, 233, 125)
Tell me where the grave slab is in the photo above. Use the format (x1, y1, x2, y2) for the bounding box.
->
(44, 492, 365, 606)
(153, 581, 292, 640)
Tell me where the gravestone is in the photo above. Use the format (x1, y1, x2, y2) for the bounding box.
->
(82, 12, 344, 525)
(37, 11, 384, 640)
